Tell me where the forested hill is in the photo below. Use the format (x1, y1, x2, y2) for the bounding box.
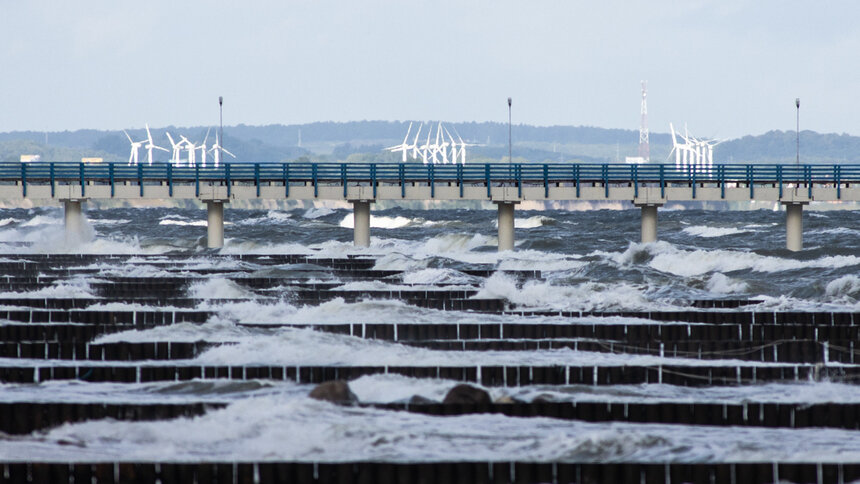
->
(0, 122, 858, 164)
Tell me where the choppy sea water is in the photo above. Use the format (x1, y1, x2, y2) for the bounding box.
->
(0, 203, 859, 463)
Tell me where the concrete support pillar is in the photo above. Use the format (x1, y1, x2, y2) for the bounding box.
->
(785, 203, 803, 252)
(64, 200, 83, 245)
(352, 200, 371, 247)
(206, 201, 225, 249)
(497, 202, 516, 251)
(640, 205, 659, 243)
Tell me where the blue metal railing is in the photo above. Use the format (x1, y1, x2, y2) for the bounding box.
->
(2, 162, 859, 199)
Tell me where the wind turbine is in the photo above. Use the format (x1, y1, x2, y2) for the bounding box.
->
(437, 123, 451, 164)
(123, 130, 146, 166)
(196, 128, 211, 167)
(209, 133, 235, 167)
(419, 129, 432, 164)
(180, 136, 197, 167)
(447, 126, 473, 164)
(408, 123, 423, 160)
(143, 124, 168, 165)
(384, 122, 413, 162)
(165, 132, 184, 166)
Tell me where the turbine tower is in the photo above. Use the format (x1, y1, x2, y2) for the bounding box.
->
(638, 80, 650, 162)
(143, 124, 168, 165)
(123, 130, 146, 166)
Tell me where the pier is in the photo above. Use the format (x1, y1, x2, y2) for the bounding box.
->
(3, 162, 860, 251)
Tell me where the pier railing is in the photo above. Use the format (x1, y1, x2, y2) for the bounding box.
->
(2, 162, 860, 199)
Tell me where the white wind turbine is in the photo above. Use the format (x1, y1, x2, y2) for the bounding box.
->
(384, 122, 413, 162)
(436, 123, 451, 164)
(180, 136, 197, 167)
(419, 130, 432, 164)
(409, 123, 423, 160)
(208, 133, 236, 167)
(143, 124, 168, 166)
(447, 126, 473, 164)
(123, 129, 147, 166)
(165, 132, 185, 166)
(196, 128, 211, 167)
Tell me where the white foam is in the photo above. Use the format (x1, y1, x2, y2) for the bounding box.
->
(0, 218, 19, 226)
(303, 207, 334, 219)
(513, 215, 556, 229)
(682, 225, 749, 238)
(339, 215, 412, 229)
(609, 241, 860, 277)
(825, 275, 860, 298)
(705, 273, 749, 294)
(473, 272, 664, 311)
(188, 278, 255, 299)
(159, 220, 209, 227)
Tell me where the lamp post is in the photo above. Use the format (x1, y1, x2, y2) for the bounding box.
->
(507, 97, 512, 164)
(795, 98, 800, 166)
(219, 96, 224, 165)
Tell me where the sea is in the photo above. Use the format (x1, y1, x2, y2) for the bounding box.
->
(1, 202, 859, 464)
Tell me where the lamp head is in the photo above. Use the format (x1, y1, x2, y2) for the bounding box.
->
(219, 96, 223, 106)
(507, 97, 512, 107)
(795, 98, 800, 108)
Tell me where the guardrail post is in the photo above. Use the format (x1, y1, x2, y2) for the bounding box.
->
(516, 164, 522, 198)
(836, 165, 841, 200)
(167, 163, 173, 197)
(692, 168, 697, 199)
(20, 163, 27, 197)
(719, 165, 725, 199)
(430, 164, 435, 198)
(109, 163, 115, 198)
(50, 163, 55, 198)
(225, 164, 232, 198)
(602, 164, 609, 198)
(575, 164, 580, 198)
(633, 165, 639, 198)
(777, 165, 783, 198)
(399, 164, 405, 198)
(543, 164, 549, 198)
(371, 164, 377, 199)
(458, 164, 464, 198)
(312, 164, 318, 198)
(138, 164, 144, 196)
(659, 165, 665, 199)
(195, 165, 200, 197)
(341, 163, 347, 197)
(747, 165, 754, 199)
(79, 162, 86, 197)
(806, 165, 812, 198)
(284, 164, 290, 197)
(485, 164, 491, 198)
(254, 163, 261, 197)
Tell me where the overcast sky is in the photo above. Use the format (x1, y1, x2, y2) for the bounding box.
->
(2, 1, 858, 138)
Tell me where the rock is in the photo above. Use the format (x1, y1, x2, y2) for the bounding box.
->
(309, 380, 358, 405)
(408, 394, 437, 405)
(442, 384, 491, 405)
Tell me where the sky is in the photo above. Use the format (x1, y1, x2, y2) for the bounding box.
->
(2, 1, 859, 139)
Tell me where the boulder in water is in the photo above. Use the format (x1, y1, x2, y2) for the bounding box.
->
(309, 380, 358, 405)
(442, 384, 491, 405)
